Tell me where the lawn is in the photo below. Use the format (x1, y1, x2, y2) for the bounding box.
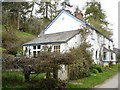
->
(67, 64, 118, 88)
(2, 71, 45, 89)
(16, 30, 36, 43)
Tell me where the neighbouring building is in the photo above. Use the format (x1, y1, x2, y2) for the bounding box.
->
(23, 9, 116, 80)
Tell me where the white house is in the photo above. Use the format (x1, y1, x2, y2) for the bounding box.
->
(23, 9, 116, 79)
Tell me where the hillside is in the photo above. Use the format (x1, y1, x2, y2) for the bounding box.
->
(2, 26, 36, 56)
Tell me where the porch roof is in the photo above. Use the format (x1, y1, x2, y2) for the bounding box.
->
(23, 30, 80, 46)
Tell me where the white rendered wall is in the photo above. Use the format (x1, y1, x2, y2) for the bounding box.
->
(44, 12, 83, 34)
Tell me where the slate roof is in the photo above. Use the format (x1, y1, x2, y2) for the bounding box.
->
(23, 30, 80, 46)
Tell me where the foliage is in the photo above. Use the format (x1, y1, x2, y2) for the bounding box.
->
(2, 53, 16, 70)
(69, 27, 93, 80)
(2, 30, 21, 55)
(117, 52, 120, 62)
(109, 61, 113, 67)
(2, 71, 66, 89)
(35, 0, 59, 20)
(2, 2, 51, 35)
(84, 0, 112, 37)
(2, 71, 24, 88)
(4, 51, 74, 81)
(90, 64, 103, 73)
(91, 69, 99, 74)
(70, 44, 93, 79)
(67, 65, 118, 88)
(27, 78, 67, 89)
(2, 28, 22, 55)
(2, 2, 34, 30)
(2, 65, 118, 89)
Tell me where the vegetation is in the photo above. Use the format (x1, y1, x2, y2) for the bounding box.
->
(117, 51, 120, 62)
(2, 64, 118, 89)
(2, 51, 74, 89)
(67, 65, 118, 88)
(2, 29, 35, 56)
(2, 71, 45, 88)
(69, 27, 93, 80)
(1, 1, 116, 89)
(84, 0, 112, 37)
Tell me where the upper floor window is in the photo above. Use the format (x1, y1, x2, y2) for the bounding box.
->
(111, 53, 113, 60)
(54, 45, 60, 53)
(33, 46, 36, 49)
(37, 45, 41, 49)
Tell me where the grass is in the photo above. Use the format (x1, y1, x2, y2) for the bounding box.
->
(2, 71, 45, 89)
(16, 30, 36, 43)
(2, 65, 118, 89)
(2, 71, 25, 88)
(67, 65, 118, 88)
(0, 47, 6, 51)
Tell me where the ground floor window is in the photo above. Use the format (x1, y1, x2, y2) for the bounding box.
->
(111, 53, 113, 60)
(54, 45, 60, 53)
(37, 51, 40, 54)
(103, 52, 107, 60)
(96, 51, 98, 60)
(37, 45, 41, 49)
(33, 45, 36, 49)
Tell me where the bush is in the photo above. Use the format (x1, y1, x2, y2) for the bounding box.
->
(109, 61, 113, 67)
(2, 30, 21, 55)
(27, 78, 67, 89)
(91, 69, 99, 74)
(69, 42, 93, 79)
(91, 65, 103, 73)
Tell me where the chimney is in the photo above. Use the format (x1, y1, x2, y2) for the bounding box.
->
(74, 9, 83, 20)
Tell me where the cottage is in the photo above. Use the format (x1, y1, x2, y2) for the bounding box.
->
(23, 9, 116, 67)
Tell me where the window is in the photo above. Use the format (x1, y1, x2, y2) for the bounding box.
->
(25, 47, 28, 53)
(37, 45, 41, 49)
(54, 45, 60, 53)
(103, 52, 107, 60)
(37, 51, 40, 54)
(96, 51, 98, 60)
(29, 49, 31, 55)
(33, 46, 36, 49)
(111, 53, 113, 60)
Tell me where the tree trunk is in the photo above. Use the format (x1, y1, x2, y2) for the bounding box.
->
(24, 70, 31, 82)
(46, 72, 51, 79)
(17, 11, 20, 30)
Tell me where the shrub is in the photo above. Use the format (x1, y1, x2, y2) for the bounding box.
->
(91, 69, 99, 74)
(95, 65, 103, 73)
(91, 65, 103, 73)
(109, 61, 113, 67)
(2, 30, 21, 55)
(27, 78, 67, 89)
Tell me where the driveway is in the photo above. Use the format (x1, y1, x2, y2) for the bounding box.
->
(95, 72, 119, 89)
